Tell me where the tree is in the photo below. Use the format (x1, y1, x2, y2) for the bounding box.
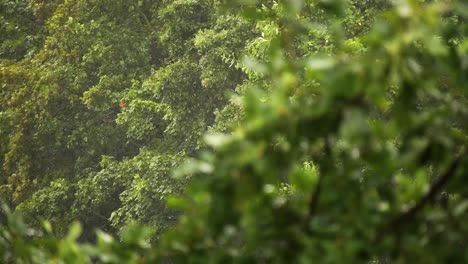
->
(157, 0, 468, 262)
(1, 0, 255, 240)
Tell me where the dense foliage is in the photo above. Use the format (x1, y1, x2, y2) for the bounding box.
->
(1, 0, 468, 263)
(1, 0, 255, 240)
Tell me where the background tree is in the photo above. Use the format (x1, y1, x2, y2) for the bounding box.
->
(1, 0, 257, 240)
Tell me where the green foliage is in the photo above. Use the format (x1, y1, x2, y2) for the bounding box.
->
(157, 0, 468, 262)
(1, 0, 250, 238)
(0, 0, 43, 60)
(16, 178, 75, 236)
(1, 0, 468, 263)
(108, 151, 186, 237)
(1, 205, 156, 263)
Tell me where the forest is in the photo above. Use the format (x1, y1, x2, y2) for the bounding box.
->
(0, 0, 467, 262)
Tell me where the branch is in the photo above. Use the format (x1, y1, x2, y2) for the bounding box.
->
(308, 137, 332, 218)
(384, 148, 465, 233)
(308, 169, 323, 218)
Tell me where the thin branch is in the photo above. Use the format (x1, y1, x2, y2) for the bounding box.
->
(308, 137, 332, 218)
(308, 169, 324, 218)
(384, 148, 465, 233)
(94, 211, 109, 221)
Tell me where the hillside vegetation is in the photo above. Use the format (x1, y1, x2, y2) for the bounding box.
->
(1, 0, 468, 263)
